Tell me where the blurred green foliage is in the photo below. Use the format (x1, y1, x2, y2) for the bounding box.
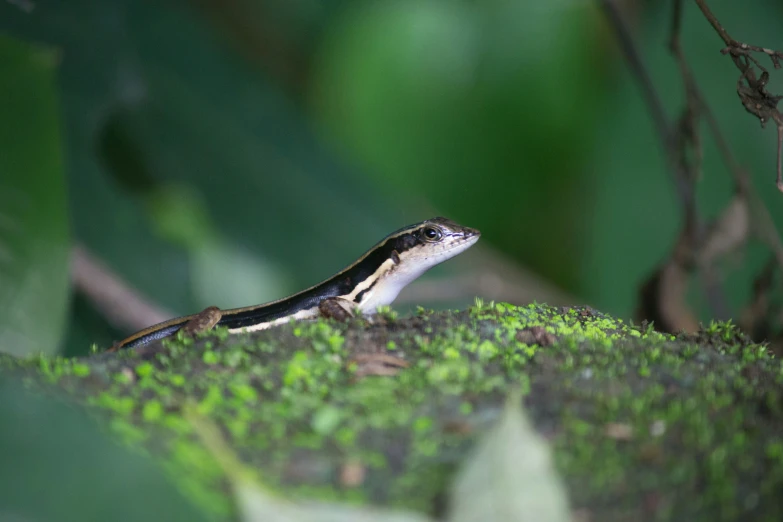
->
(0, 35, 68, 356)
(0, 0, 780, 353)
(313, 0, 603, 290)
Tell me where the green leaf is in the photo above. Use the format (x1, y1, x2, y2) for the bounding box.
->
(0, 377, 208, 522)
(448, 391, 571, 522)
(0, 35, 69, 356)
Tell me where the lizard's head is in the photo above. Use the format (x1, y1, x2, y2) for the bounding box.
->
(405, 216, 481, 264)
(349, 217, 481, 313)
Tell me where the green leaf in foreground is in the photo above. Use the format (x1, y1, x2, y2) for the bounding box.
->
(0, 35, 69, 356)
(0, 378, 207, 522)
(448, 391, 571, 522)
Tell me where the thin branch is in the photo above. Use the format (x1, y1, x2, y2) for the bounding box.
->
(71, 244, 174, 332)
(695, 0, 783, 66)
(692, 0, 732, 46)
(671, 1, 783, 273)
(693, 0, 783, 191)
(665, 0, 783, 324)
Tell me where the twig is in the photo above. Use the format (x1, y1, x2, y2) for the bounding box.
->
(668, 0, 783, 322)
(694, 0, 783, 65)
(693, 0, 783, 191)
(71, 244, 173, 332)
(672, 2, 783, 271)
(671, 2, 745, 194)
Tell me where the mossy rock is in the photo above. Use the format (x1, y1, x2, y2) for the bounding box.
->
(3, 303, 783, 521)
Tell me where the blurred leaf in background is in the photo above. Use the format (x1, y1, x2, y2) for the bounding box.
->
(0, 34, 69, 356)
(1, 0, 405, 355)
(312, 0, 604, 292)
(1, 0, 782, 355)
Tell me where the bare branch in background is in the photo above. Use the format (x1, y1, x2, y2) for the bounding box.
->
(603, 0, 783, 333)
(71, 245, 173, 333)
(670, 1, 783, 271)
(671, 1, 783, 276)
(694, 0, 783, 191)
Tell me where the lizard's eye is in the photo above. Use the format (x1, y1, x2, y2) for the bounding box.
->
(422, 226, 443, 242)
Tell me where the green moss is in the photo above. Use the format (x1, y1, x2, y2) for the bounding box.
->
(5, 304, 783, 522)
(229, 382, 257, 404)
(90, 392, 136, 416)
(311, 405, 343, 436)
(283, 351, 318, 388)
(412, 416, 433, 433)
(71, 363, 90, 377)
(143, 400, 164, 422)
(135, 362, 155, 378)
(476, 340, 498, 360)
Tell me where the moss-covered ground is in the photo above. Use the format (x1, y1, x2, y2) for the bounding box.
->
(3, 302, 783, 521)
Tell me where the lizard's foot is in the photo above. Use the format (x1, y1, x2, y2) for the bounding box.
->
(318, 297, 356, 323)
(181, 306, 223, 336)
